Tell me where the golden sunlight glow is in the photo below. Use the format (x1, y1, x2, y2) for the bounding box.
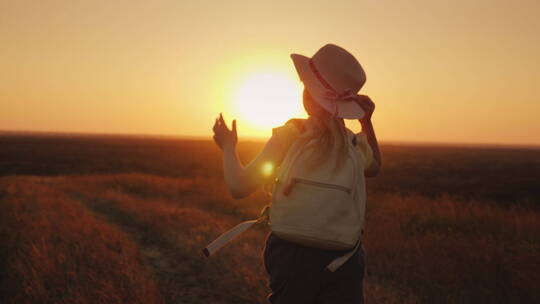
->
(3, 2, 540, 144)
(233, 72, 304, 133)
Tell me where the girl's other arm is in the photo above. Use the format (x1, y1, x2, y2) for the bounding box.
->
(356, 96, 381, 177)
(361, 120, 381, 177)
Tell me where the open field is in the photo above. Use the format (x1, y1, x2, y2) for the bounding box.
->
(1, 133, 539, 303)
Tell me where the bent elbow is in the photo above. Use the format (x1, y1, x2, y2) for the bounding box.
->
(229, 187, 249, 199)
(231, 191, 247, 200)
(364, 163, 381, 178)
(364, 170, 378, 178)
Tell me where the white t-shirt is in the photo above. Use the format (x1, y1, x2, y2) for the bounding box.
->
(270, 118, 374, 170)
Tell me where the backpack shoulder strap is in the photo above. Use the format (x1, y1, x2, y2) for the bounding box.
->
(344, 128, 357, 147)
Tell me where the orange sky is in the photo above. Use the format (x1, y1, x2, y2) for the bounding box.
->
(1, 0, 539, 145)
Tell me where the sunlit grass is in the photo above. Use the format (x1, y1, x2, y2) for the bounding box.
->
(0, 177, 162, 304)
(30, 173, 540, 303)
(1, 135, 538, 303)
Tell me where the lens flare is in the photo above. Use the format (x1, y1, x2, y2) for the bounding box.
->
(262, 162, 274, 177)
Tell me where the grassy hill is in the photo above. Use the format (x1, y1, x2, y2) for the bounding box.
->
(0, 134, 539, 303)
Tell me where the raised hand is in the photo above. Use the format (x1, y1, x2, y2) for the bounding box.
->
(212, 113, 237, 150)
(355, 95, 375, 124)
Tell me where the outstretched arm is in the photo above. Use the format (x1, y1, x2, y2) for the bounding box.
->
(212, 114, 284, 199)
(356, 96, 382, 177)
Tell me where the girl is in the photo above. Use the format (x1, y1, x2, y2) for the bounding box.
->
(212, 44, 381, 304)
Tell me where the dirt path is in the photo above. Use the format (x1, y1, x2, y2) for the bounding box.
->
(74, 195, 255, 304)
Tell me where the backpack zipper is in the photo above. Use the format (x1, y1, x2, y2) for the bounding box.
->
(283, 178, 352, 196)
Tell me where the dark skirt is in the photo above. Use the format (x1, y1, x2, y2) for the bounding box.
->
(263, 232, 365, 304)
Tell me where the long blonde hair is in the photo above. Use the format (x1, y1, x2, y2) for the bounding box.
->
(298, 89, 349, 172)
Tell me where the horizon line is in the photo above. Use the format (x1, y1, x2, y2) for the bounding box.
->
(1, 129, 539, 150)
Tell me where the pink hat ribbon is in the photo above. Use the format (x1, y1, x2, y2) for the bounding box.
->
(309, 59, 358, 117)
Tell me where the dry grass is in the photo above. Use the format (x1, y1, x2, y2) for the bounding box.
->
(0, 135, 539, 303)
(59, 174, 269, 303)
(59, 174, 540, 302)
(0, 177, 163, 304)
(364, 193, 540, 303)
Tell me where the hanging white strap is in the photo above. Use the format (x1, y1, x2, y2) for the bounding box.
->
(202, 206, 269, 257)
(202, 219, 258, 257)
(325, 240, 360, 272)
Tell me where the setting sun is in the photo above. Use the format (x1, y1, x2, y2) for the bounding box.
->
(232, 72, 305, 135)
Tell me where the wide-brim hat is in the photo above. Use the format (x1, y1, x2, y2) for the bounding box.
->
(291, 44, 366, 119)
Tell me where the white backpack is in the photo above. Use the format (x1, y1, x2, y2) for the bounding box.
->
(269, 121, 365, 249)
(204, 121, 366, 272)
